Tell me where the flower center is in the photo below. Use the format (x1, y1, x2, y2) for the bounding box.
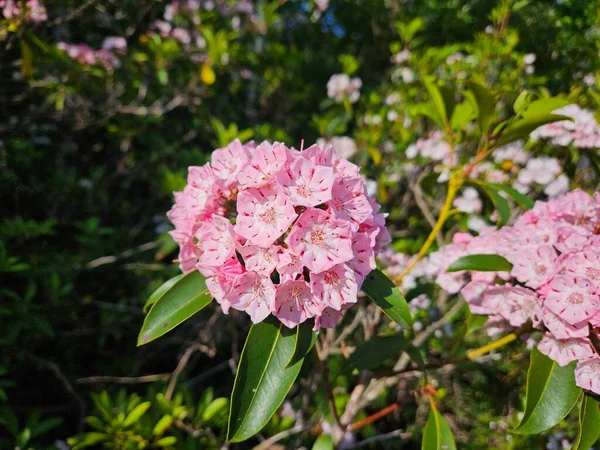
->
(323, 271, 340, 285)
(585, 267, 600, 280)
(258, 206, 277, 225)
(289, 285, 304, 301)
(311, 230, 326, 247)
(297, 184, 313, 198)
(333, 197, 344, 209)
(252, 280, 265, 300)
(568, 292, 584, 305)
(535, 264, 547, 275)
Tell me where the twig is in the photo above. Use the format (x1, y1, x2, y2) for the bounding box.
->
(253, 422, 309, 450)
(77, 374, 170, 384)
(345, 429, 411, 449)
(315, 343, 344, 432)
(408, 177, 444, 247)
(166, 343, 215, 400)
(347, 403, 399, 431)
(85, 241, 159, 268)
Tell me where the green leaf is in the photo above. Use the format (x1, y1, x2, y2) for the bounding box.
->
(227, 319, 304, 442)
(513, 348, 581, 434)
(347, 335, 413, 371)
(572, 395, 600, 450)
(450, 101, 475, 131)
(68, 432, 109, 450)
(447, 254, 512, 273)
(144, 274, 185, 313)
(287, 321, 318, 368)
(138, 271, 212, 346)
(202, 398, 229, 423)
(312, 434, 334, 450)
(513, 90, 531, 114)
(483, 183, 534, 210)
(123, 401, 151, 428)
(520, 97, 570, 118)
(152, 415, 173, 436)
(480, 184, 511, 225)
(362, 270, 412, 330)
(467, 81, 496, 134)
(496, 114, 571, 147)
(422, 75, 448, 126)
(155, 436, 177, 447)
(422, 402, 457, 450)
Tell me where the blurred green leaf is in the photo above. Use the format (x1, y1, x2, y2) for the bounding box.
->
(467, 81, 496, 135)
(422, 402, 456, 450)
(572, 395, 600, 450)
(312, 434, 334, 450)
(447, 254, 512, 273)
(362, 270, 412, 330)
(123, 401, 151, 428)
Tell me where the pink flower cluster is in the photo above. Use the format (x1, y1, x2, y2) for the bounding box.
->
(531, 104, 600, 149)
(168, 140, 389, 329)
(57, 37, 127, 69)
(431, 189, 600, 394)
(1, 0, 46, 23)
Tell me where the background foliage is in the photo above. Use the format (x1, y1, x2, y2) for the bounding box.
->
(1, 0, 599, 448)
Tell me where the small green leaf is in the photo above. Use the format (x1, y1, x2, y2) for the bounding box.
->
(513, 348, 581, 434)
(467, 81, 496, 135)
(572, 395, 600, 450)
(144, 274, 185, 313)
(138, 271, 212, 346)
(68, 432, 109, 450)
(496, 114, 572, 147)
(450, 101, 475, 131)
(447, 254, 512, 273)
(347, 335, 413, 371)
(123, 402, 151, 428)
(287, 321, 318, 368)
(202, 398, 229, 423)
(422, 75, 448, 126)
(483, 183, 534, 210)
(312, 434, 334, 450)
(422, 402, 457, 450)
(480, 184, 511, 225)
(362, 270, 412, 330)
(152, 415, 173, 436)
(513, 90, 531, 114)
(155, 436, 177, 447)
(227, 319, 304, 442)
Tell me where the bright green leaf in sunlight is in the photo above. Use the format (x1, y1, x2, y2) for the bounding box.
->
(572, 395, 600, 450)
(447, 254, 512, 273)
(362, 269, 412, 330)
(422, 401, 456, 450)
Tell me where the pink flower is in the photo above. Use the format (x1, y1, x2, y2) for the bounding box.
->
(347, 232, 376, 284)
(211, 139, 251, 186)
(497, 286, 541, 327)
(229, 272, 276, 323)
(206, 257, 245, 314)
(509, 245, 557, 289)
(184, 165, 220, 214)
(541, 308, 589, 339)
(274, 280, 320, 328)
(544, 276, 599, 325)
(575, 357, 600, 394)
(328, 176, 372, 225)
(314, 307, 343, 330)
(195, 215, 236, 272)
(277, 156, 334, 206)
(237, 141, 287, 188)
(276, 248, 304, 282)
(537, 334, 594, 367)
(238, 244, 281, 275)
(235, 188, 297, 247)
(286, 208, 354, 274)
(310, 264, 358, 310)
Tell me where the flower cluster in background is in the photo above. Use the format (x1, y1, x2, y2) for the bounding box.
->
(531, 104, 600, 149)
(168, 139, 389, 329)
(57, 37, 127, 69)
(427, 189, 600, 395)
(327, 73, 362, 103)
(0, 0, 46, 23)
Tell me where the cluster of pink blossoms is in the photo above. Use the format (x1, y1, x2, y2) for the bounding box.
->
(430, 189, 600, 394)
(167, 140, 389, 330)
(1, 0, 46, 23)
(531, 104, 600, 149)
(57, 37, 127, 69)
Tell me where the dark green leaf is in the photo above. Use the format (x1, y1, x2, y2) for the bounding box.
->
(484, 183, 535, 210)
(467, 81, 496, 134)
(496, 114, 571, 147)
(513, 348, 581, 434)
(137, 271, 212, 346)
(362, 270, 412, 330)
(447, 254, 512, 273)
(422, 403, 457, 450)
(480, 184, 511, 225)
(227, 319, 304, 442)
(143, 273, 185, 313)
(572, 395, 600, 450)
(287, 321, 318, 368)
(312, 434, 334, 450)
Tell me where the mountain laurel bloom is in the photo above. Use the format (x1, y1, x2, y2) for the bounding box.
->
(168, 139, 388, 330)
(419, 189, 600, 394)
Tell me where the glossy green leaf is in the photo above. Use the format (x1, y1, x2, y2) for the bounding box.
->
(467, 81, 496, 134)
(347, 335, 413, 371)
(312, 434, 334, 450)
(447, 254, 512, 273)
(362, 270, 412, 330)
(480, 184, 511, 225)
(138, 271, 212, 346)
(227, 319, 304, 442)
(287, 321, 318, 368)
(422, 403, 457, 450)
(123, 401, 151, 428)
(484, 183, 535, 210)
(496, 114, 571, 147)
(572, 395, 600, 450)
(423, 75, 448, 125)
(143, 273, 185, 313)
(513, 348, 581, 434)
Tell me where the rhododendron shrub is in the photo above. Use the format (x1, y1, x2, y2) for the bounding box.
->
(167, 139, 389, 329)
(431, 190, 600, 394)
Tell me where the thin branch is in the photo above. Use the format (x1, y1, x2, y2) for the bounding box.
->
(253, 422, 309, 450)
(166, 343, 215, 400)
(77, 374, 170, 384)
(345, 429, 411, 449)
